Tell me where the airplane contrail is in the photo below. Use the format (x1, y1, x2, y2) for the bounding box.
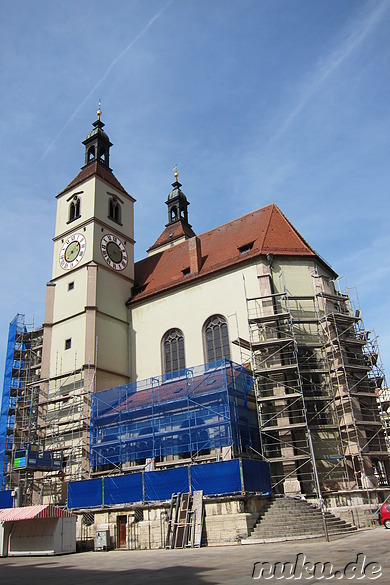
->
(40, 0, 173, 162)
(270, 0, 388, 144)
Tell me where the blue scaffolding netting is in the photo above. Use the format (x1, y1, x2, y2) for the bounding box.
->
(0, 315, 27, 490)
(90, 360, 260, 469)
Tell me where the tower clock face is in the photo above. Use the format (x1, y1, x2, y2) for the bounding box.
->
(59, 233, 86, 270)
(101, 234, 128, 271)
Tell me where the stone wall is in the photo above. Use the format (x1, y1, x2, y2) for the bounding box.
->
(74, 495, 269, 550)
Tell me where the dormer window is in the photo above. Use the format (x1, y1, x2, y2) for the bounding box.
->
(108, 197, 121, 224)
(238, 242, 254, 255)
(68, 196, 81, 223)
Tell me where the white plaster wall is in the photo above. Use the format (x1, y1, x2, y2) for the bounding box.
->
(51, 270, 88, 323)
(96, 313, 129, 377)
(271, 258, 319, 296)
(49, 316, 86, 377)
(130, 256, 333, 381)
(131, 262, 262, 381)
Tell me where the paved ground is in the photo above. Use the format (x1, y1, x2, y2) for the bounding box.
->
(0, 527, 389, 585)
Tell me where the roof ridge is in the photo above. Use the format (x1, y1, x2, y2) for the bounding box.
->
(259, 203, 276, 251)
(195, 203, 274, 241)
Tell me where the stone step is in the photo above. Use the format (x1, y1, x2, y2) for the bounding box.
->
(251, 524, 357, 536)
(250, 527, 357, 539)
(257, 516, 349, 526)
(244, 497, 356, 543)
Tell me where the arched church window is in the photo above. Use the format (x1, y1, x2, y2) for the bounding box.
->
(108, 197, 121, 224)
(162, 328, 185, 374)
(170, 206, 177, 221)
(203, 315, 231, 363)
(69, 196, 81, 222)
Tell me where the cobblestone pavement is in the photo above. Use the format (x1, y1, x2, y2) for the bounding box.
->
(0, 527, 389, 585)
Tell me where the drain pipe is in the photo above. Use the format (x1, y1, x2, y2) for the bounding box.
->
(308, 430, 329, 542)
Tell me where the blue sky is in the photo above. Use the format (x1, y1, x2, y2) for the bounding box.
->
(1, 0, 390, 383)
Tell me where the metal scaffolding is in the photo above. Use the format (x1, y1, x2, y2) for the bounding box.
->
(237, 270, 390, 499)
(0, 314, 43, 503)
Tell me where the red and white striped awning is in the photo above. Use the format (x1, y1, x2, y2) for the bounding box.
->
(0, 505, 75, 522)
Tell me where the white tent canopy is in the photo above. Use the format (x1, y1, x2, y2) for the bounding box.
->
(0, 505, 76, 557)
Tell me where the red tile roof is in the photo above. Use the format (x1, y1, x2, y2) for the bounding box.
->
(147, 220, 196, 252)
(58, 161, 131, 198)
(129, 204, 327, 304)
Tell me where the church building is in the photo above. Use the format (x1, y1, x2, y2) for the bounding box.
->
(1, 109, 389, 546)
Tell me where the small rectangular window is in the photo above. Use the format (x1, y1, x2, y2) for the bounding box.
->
(65, 339, 72, 350)
(68, 282, 74, 291)
(182, 267, 190, 277)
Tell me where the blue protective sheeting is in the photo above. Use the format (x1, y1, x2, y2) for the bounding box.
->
(0, 490, 13, 508)
(191, 460, 242, 496)
(0, 316, 19, 489)
(144, 466, 189, 501)
(104, 473, 143, 505)
(68, 478, 102, 509)
(241, 459, 272, 495)
(90, 360, 259, 469)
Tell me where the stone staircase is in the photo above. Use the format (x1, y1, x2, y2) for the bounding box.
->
(242, 497, 357, 544)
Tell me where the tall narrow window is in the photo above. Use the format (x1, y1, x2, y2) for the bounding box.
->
(203, 315, 231, 363)
(108, 197, 121, 224)
(162, 329, 185, 374)
(69, 196, 81, 222)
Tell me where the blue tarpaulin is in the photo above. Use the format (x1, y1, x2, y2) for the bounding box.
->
(104, 473, 143, 505)
(68, 478, 102, 509)
(67, 458, 271, 509)
(241, 459, 271, 495)
(144, 467, 189, 502)
(191, 460, 242, 495)
(0, 490, 13, 508)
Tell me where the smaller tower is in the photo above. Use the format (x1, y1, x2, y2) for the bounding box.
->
(147, 165, 196, 256)
(166, 164, 191, 227)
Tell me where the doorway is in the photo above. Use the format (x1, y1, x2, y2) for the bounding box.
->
(117, 516, 127, 548)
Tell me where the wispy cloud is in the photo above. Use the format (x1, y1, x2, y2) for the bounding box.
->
(39, 0, 173, 162)
(271, 0, 389, 143)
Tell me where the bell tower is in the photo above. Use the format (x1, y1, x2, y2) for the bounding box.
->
(147, 165, 196, 256)
(39, 104, 135, 493)
(166, 165, 190, 227)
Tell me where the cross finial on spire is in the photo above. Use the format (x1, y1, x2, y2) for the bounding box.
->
(173, 163, 179, 181)
(97, 98, 102, 120)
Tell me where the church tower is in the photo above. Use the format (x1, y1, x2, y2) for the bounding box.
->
(147, 166, 196, 256)
(39, 105, 134, 491)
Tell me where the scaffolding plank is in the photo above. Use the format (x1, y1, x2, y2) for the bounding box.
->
(192, 490, 204, 547)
